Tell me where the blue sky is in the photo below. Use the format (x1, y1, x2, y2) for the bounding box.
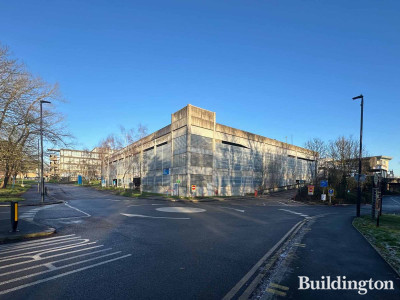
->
(1, 0, 399, 175)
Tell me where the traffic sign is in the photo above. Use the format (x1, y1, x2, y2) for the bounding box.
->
(308, 185, 314, 195)
(176, 180, 181, 184)
(328, 188, 334, 196)
(191, 185, 196, 191)
(320, 180, 328, 188)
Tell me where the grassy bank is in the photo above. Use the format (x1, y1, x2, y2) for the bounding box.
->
(0, 181, 34, 202)
(353, 214, 400, 274)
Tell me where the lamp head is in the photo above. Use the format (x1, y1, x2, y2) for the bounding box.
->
(352, 94, 363, 100)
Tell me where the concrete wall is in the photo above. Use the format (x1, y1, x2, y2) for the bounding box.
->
(107, 104, 316, 196)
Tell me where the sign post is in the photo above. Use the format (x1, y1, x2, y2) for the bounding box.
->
(320, 180, 328, 201)
(328, 188, 334, 205)
(191, 185, 196, 197)
(176, 180, 181, 197)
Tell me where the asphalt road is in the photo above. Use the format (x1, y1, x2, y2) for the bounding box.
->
(0, 185, 399, 299)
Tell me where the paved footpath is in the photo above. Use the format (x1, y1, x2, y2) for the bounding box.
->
(0, 186, 60, 243)
(253, 200, 400, 299)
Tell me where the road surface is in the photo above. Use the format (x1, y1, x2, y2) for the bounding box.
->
(0, 185, 398, 299)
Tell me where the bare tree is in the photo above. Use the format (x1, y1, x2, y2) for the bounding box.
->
(304, 138, 326, 186)
(97, 124, 148, 189)
(0, 44, 71, 188)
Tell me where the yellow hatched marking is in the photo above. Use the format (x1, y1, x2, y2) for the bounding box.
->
(270, 283, 289, 291)
(266, 288, 286, 297)
(293, 243, 306, 247)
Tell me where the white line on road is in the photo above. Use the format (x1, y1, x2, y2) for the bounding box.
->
(0, 254, 132, 295)
(219, 206, 245, 213)
(0, 245, 104, 270)
(279, 209, 309, 218)
(0, 234, 76, 250)
(391, 198, 400, 205)
(128, 204, 163, 207)
(0, 248, 113, 277)
(64, 202, 91, 217)
(121, 213, 190, 220)
(223, 220, 305, 299)
(0, 251, 123, 286)
(0, 239, 93, 262)
(0, 236, 82, 254)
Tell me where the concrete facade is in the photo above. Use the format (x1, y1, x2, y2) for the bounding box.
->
(107, 105, 316, 196)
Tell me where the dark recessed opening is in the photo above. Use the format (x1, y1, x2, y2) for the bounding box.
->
(221, 140, 248, 148)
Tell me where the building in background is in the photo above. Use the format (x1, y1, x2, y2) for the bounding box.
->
(363, 156, 392, 178)
(49, 152, 60, 178)
(106, 105, 316, 196)
(49, 148, 102, 181)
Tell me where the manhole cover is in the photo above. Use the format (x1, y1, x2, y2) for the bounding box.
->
(156, 207, 206, 213)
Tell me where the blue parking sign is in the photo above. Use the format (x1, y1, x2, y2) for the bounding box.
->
(320, 180, 328, 187)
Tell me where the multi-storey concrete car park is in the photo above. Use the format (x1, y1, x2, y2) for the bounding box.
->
(106, 105, 316, 196)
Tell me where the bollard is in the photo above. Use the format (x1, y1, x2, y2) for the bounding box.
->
(10, 201, 18, 232)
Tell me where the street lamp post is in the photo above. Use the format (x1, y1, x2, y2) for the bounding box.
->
(352, 94, 364, 217)
(40, 100, 51, 203)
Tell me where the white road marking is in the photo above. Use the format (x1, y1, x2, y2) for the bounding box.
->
(64, 202, 91, 217)
(0, 251, 122, 286)
(156, 207, 206, 213)
(0, 234, 75, 254)
(219, 206, 245, 213)
(128, 204, 163, 207)
(279, 209, 309, 218)
(0, 254, 131, 295)
(0, 248, 112, 277)
(121, 213, 190, 220)
(0, 236, 81, 254)
(0, 245, 104, 270)
(19, 205, 56, 221)
(391, 198, 400, 205)
(0, 234, 131, 295)
(0, 234, 76, 250)
(0, 239, 93, 262)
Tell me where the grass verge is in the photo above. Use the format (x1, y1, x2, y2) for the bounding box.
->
(0, 183, 32, 202)
(353, 214, 400, 275)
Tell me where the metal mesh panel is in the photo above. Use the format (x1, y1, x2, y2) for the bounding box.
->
(155, 143, 172, 170)
(191, 134, 212, 151)
(173, 135, 187, 155)
(173, 153, 187, 167)
(190, 174, 212, 187)
(191, 153, 213, 168)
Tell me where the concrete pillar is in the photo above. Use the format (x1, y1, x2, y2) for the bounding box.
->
(186, 105, 191, 197)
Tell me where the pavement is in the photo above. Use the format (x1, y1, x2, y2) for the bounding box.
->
(252, 205, 400, 299)
(20, 185, 64, 206)
(0, 184, 398, 299)
(0, 185, 59, 243)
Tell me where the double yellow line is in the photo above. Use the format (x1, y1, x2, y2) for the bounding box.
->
(267, 282, 289, 297)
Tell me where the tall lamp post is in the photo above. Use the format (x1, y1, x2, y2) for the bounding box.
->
(40, 100, 51, 203)
(352, 94, 364, 217)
